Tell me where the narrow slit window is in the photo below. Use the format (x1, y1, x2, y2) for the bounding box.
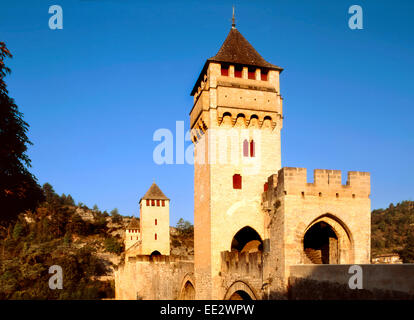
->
(155, 233, 157, 240)
(155, 219, 157, 226)
(243, 139, 249, 157)
(233, 174, 242, 189)
(250, 140, 255, 157)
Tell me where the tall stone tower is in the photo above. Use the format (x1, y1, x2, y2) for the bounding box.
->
(138, 182, 170, 256)
(190, 23, 284, 299)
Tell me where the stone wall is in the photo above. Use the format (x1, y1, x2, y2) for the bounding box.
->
(115, 255, 194, 300)
(288, 264, 414, 299)
(219, 251, 264, 300)
(263, 167, 371, 297)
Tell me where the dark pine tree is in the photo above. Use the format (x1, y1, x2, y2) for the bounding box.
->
(0, 42, 44, 225)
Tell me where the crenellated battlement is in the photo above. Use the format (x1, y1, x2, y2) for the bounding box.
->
(220, 251, 262, 274)
(263, 167, 370, 202)
(127, 254, 193, 264)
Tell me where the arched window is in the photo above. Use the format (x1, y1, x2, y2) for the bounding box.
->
(250, 140, 255, 157)
(243, 140, 249, 157)
(233, 174, 242, 189)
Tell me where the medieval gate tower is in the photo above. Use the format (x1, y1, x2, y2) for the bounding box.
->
(116, 18, 372, 301)
(190, 23, 284, 299)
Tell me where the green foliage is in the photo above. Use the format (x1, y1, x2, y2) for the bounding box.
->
(0, 42, 44, 224)
(371, 201, 414, 256)
(176, 218, 194, 237)
(12, 222, 24, 239)
(399, 233, 414, 263)
(110, 208, 122, 224)
(0, 182, 117, 299)
(110, 208, 119, 216)
(104, 237, 123, 255)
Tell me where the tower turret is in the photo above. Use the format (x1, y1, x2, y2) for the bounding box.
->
(125, 217, 140, 251)
(138, 182, 170, 255)
(191, 23, 284, 299)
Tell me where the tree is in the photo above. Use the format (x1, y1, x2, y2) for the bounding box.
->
(176, 218, 194, 236)
(400, 233, 414, 263)
(0, 42, 44, 224)
(110, 208, 122, 224)
(42, 183, 58, 204)
(104, 237, 123, 255)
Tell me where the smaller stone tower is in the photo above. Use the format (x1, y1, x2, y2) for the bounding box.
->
(125, 217, 140, 251)
(138, 182, 170, 255)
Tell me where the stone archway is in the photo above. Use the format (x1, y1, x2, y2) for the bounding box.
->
(179, 274, 195, 300)
(231, 226, 263, 253)
(224, 281, 257, 300)
(301, 214, 354, 264)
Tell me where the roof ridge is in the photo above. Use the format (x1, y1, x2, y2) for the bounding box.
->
(141, 182, 169, 201)
(208, 28, 282, 70)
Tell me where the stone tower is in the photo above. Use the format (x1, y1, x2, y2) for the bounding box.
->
(125, 217, 140, 251)
(190, 24, 284, 299)
(138, 182, 170, 256)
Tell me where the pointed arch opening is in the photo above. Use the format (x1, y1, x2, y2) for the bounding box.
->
(304, 222, 338, 264)
(231, 226, 263, 253)
(180, 281, 195, 300)
(302, 214, 354, 264)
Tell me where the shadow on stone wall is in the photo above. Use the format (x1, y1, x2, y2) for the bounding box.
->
(287, 277, 414, 300)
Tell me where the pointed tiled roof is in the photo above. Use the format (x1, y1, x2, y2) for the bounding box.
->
(208, 28, 282, 71)
(191, 27, 283, 96)
(141, 182, 169, 200)
(127, 217, 139, 229)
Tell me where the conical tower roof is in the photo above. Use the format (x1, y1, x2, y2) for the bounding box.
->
(127, 217, 139, 229)
(191, 26, 282, 95)
(141, 182, 169, 201)
(208, 27, 282, 70)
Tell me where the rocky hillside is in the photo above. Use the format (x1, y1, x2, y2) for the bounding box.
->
(0, 183, 194, 299)
(371, 201, 414, 262)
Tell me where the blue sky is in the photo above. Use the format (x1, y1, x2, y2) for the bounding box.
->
(1, 0, 413, 224)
